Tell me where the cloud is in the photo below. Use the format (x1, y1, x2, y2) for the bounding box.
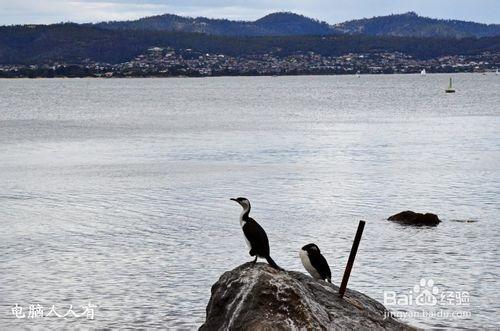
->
(0, 0, 498, 25)
(0, 0, 171, 24)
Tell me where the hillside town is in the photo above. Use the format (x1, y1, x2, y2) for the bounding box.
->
(0, 47, 498, 78)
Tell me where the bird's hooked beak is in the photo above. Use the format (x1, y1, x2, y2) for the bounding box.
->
(230, 198, 243, 207)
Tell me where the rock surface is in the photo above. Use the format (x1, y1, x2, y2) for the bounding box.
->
(200, 263, 416, 330)
(388, 211, 441, 226)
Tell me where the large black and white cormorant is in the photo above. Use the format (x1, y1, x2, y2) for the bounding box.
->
(230, 197, 281, 270)
(300, 243, 331, 282)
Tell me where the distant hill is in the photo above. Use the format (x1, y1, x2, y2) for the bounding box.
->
(95, 12, 333, 37)
(94, 11, 500, 38)
(334, 12, 500, 38)
(1, 23, 498, 65)
(1, 12, 499, 65)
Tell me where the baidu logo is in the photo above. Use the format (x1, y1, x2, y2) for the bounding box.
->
(383, 278, 440, 306)
(413, 278, 439, 306)
(383, 278, 471, 321)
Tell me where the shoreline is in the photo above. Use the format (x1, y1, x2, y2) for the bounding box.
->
(0, 71, 496, 79)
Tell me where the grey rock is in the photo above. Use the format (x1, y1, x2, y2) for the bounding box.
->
(388, 211, 441, 226)
(200, 262, 416, 330)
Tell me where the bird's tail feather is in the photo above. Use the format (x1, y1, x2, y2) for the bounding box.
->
(265, 256, 282, 270)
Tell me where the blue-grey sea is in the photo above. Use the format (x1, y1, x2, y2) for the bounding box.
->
(0, 74, 499, 329)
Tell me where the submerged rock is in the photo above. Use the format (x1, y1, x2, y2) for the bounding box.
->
(388, 211, 440, 226)
(200, 263, 415, 330)
(450, 219, 478, 223)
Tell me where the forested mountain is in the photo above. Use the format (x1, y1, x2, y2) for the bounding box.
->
(93, 11, 500, 38)
(95, 12, 333, 36)
(1, 23, 498, 65)
(334, 12, 500, 38)
(1, 11, 499, 65)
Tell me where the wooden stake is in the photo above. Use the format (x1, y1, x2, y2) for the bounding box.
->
(339, 220, 365, 298)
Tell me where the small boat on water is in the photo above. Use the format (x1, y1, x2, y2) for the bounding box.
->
(421, 69, 426, 75)
(445, 77, 455, 93)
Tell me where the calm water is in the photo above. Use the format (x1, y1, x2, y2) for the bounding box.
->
(0, 74, 499, 330)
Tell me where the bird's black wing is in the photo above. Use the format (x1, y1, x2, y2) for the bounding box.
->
(310, 252, 332, 280)
(242, 218, 270, 257)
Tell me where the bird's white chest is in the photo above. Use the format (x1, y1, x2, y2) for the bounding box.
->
(240, 217, 252, 249)
(300, 250, 321, 279)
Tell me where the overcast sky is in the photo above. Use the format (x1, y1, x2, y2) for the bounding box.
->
(1, 0, 498, 26)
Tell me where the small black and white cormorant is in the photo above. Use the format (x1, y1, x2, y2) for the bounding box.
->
(230, 197, 281, 270)
(299, 243, 331, 282)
